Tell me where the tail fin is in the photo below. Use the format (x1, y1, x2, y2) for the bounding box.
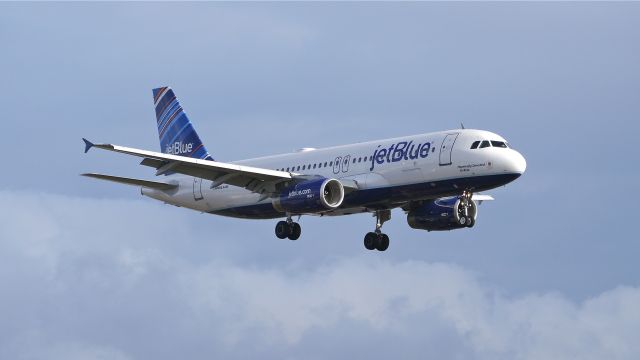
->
(152, 87, 213, 160)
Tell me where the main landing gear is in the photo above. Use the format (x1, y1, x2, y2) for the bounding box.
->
(275, 215, 301, 240)
(364, 209, 391, 252)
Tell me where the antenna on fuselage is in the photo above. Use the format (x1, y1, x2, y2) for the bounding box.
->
(460, 122, 465, 129)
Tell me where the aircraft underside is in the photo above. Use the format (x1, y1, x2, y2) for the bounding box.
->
(209, 173, 520, 219)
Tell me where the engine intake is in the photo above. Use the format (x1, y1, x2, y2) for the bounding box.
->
(273, 178, 344, 214)
(407, 196, 477, 231)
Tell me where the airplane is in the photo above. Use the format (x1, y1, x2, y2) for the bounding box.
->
(82, 86, 526, 251)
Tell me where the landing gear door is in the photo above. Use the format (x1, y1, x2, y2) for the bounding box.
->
(439, 133, 459, 166)
(193, 177, 204, 201)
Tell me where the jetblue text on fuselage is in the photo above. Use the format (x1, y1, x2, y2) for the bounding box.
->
(165, 142, 193, 155)
(289, 188, 312, 198)
(369, 140, 431, 171)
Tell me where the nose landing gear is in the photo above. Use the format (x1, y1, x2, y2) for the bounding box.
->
(364, 209, 391, 251)
(275, 214, 301, 240)
(458, 190, 476, 228)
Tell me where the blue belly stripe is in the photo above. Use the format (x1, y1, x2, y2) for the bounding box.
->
(209, 173, 521, 219)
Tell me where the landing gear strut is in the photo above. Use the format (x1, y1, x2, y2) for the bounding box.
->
(275, 214, 301, 240)
(364, 209, 391, 251)
(458, 190, 475, 228)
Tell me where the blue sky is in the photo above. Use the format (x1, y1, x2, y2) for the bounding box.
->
(1, 3, 639, 359)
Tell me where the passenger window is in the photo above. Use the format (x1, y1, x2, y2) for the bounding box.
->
(471, 141, 480, 149)
(491, 141, 507, 148)
(353, 158, 356, 164)
(296, 166, 300, 171)
(324, 162, 327, 167)
(329, 161, 333, 166)
(358, 157, 362, 163)
(480, 141, 490, 148)
(313, 164, 317, 169)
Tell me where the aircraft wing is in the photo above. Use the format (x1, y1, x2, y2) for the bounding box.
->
(471, 194, 494, 205)
(471, 194, 494, 201)
(83, 139, 292, 194)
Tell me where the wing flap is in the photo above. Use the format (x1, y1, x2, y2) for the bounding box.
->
(82, 173, 178, 190)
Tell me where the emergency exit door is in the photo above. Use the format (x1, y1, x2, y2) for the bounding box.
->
(193, 177, 204, 201)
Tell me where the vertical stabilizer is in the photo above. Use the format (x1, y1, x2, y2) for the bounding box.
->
(152, 87, 213, 160)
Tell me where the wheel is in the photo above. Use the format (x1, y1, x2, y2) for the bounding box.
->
(275, 221, 290, 239)
(376, 233, 390, 251)
(466, 216, 475, 228)
(288, 222, 301, 240)
(458, 216, 467, 226)
(364, 232, 377, 250)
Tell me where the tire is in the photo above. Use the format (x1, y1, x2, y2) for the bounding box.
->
(376, 233, 390, 251)
(275, 221, 290, 239)
(466, 217, 475, 228)
(364, 232, 377, 250)
(288, 222, 301, 240)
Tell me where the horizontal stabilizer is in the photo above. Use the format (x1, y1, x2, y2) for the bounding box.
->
(82, 173, 177, 191)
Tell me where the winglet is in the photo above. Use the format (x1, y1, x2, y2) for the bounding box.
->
(82, 138, 94, 153)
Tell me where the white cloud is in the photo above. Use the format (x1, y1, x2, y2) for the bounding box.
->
(0, 190, 638, 360)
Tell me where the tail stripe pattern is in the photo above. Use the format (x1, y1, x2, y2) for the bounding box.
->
(158, 103, 183, 138)
(153, 87, 169, 105)
(152, 87, 213, 161)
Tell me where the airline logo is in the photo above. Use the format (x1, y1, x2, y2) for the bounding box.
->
(165, 142, 194, 155)
(289, 188, 313, 198)
(369, 140, 432, 171)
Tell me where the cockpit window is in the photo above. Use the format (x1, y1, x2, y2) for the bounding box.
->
(479, 140, 491, 148)
(491, 141, 508, 148)
(470, 141, 480, 149)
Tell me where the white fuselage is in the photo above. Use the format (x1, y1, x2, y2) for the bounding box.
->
(142, 129, 526, 218)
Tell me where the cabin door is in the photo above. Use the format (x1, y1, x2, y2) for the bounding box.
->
(439, 133, 459, 166)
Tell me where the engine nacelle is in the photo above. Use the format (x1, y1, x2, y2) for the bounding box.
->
(407, 196, 477, 231)
(273, 178, 344, 214)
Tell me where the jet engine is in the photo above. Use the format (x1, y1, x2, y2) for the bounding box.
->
(273, 178, 344, 214)
(407, 196, 477, 231)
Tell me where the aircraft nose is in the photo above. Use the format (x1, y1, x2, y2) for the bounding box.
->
(508, 150, 527, 175)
